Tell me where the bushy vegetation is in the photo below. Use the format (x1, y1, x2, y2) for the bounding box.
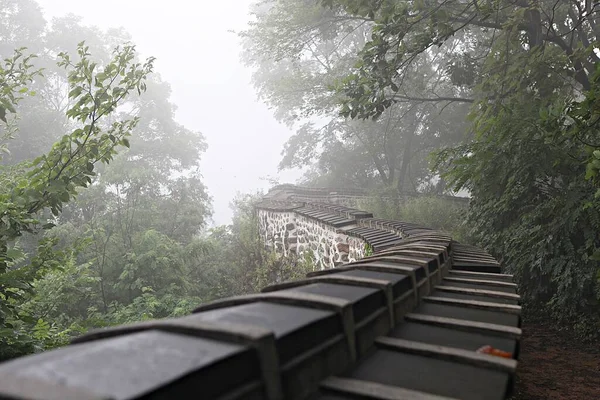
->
(242, 0, 599, 336)
(0, 2, 314, 361)
(356, 190, 471, 242)
(322, 0, 600, 336)
(2, 0, 600, 363)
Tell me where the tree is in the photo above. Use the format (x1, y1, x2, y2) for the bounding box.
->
(2, 0, 322, 359)
(8, 13, 212, 334)
(194, 193, 315, 296)
(241, 0, 469, 190)
(0, 48, 38, 155)
(325, 0, 600, 334)
(324, 0, 595, 118)
(0, 42, 154, 359)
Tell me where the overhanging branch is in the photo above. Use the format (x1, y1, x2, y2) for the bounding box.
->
(393, 94, 474, 103)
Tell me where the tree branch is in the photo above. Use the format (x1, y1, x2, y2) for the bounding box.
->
(450, 17, 505, 30)
(392, 94, 474, 103)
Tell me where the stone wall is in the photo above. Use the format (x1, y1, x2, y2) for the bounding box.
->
(257, 184, 467, 270)
(258, 210, 297, 257)
(258, 209, 366, 270)
(0, 184, 519, 400)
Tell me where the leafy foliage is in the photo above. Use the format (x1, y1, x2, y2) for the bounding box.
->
(356, 189, 471, 241)
(241, 0, 469, 190)
(323, 0, 600, 334)
(0, 48, 38, 126)
(0, 31, 154, 358)
(0, 2, 318, 360)
(19, 193, 314, 346)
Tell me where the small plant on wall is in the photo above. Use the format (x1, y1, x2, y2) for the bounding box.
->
(364, 243, 373, 257)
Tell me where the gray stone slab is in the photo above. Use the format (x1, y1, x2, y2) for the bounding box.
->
(449, 270, 513, 282)
(430, 290, 519, 305)
(0, 331, 255, 400)
(368, 236, 400, 245)
(193, 302, 333, 338)
(371, 237, 405, 246)
(439, 280, 517, 294)
(193, 302, 339, 364)
(332, 220, 356, 228)
(452, 263, 502, 274)
(317, 377, 458, 400)
(364, 231, 394, 239)
(285, 283, 384, 323)
(391, 322, 517, 355)
(346, 349, 509, 400)
(351, 261, 427, 283)
(374, 252, 439, 273)
(348, 228, 371, 234)
(335, 270, 412, 299)
(415, 302, 520, 327)
(372, 240, 405, 252)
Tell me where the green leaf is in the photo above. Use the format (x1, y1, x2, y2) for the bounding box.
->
(0, 328, 15, 337)
(68, 87, 83, 98)
(6, 248, 24, 260)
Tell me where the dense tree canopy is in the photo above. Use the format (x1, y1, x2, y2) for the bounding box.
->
(2, 0, 599, 363)
(0, 0, 326, 361)
(238, 0, 600, 334)
(0, 38, 155, 357)
(240, 0, 470, 190)
(316, 0, 600, 334)
(0, 0, 310, 360)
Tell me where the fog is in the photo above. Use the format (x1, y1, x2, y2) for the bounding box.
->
(36, 0, 302, 225)
(2, 2, 598, 391)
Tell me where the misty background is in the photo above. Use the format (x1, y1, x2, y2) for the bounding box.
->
(37, 0, 302, 225)
(1, 2, 599, 393)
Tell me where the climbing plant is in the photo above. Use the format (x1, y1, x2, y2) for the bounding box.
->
(364, 243, 373, 257)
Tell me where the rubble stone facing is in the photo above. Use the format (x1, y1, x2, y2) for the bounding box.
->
(258, 210, 297, 257)
(258, 209, 365, 269)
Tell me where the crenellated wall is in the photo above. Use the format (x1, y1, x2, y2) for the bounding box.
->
(0, 184, 520, 400)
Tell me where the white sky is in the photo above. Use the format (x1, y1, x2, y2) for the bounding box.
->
(35, 0, 302, 225)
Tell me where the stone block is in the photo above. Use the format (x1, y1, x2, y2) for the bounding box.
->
(337, 243, 350, 253)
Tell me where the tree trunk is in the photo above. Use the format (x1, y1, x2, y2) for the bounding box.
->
(396, 129, 416, 191)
